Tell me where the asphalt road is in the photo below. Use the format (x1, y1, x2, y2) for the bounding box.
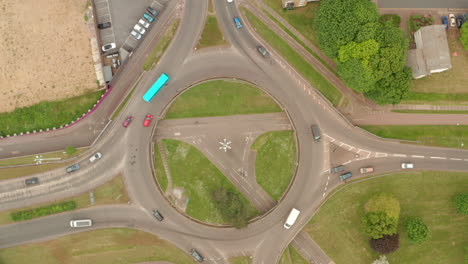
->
(2, 0, 468, 264)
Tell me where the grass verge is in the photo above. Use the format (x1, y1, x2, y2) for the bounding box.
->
(111, 86, 137, 120)
(402, 91, 468, 104)
(153, 143, 168, 192)
(243, 9, 342, 106)
(361, 125, 468, 149)
(0, 176, 129, 225)
(251, 130, 296, 200)
(11, 201, 76, 221)
(304, 171, 468, 264)
(0, 90, 105, 137)
(0, 228, 196, 264)
(0, 147, 88, 167)
(392, 110, 468, 114)
(143, 19, 180, 71)
(164, 80, 282, 119)
(279, 245, 309, 264)
(196, 15, 228, 49)
(162, 139, 259, 224)
(229, 256, 253, 264)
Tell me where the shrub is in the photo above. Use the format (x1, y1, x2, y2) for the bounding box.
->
(370, 234, 400, 254)
(212, 188, 249, 228)
(362, 211, 398, 239)
(453, 193, 468, 215)
(405, 217, 430, 243)
(380, 14, 401, 27)
(66, 146, 77, 155)
(11, 201, 77, 221)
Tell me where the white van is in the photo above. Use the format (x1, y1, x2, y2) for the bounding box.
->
(284, 208, 300, 229)
(70, 219, 92, 228)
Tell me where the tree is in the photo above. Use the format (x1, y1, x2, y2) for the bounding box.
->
(365, 67, 412, 105)
(405, 217, 430, 243)
(337, 58, 376, 93)
(365, 193, 400, 220)
(460, 22, 468, 50)
(370, 234, 399, 254)
(212, 188, 249, 228)
(372, 255, 390, 264)
(65, 146, 76, 155)
(362, 211, 398, 239)
(453, 193, 468, 215)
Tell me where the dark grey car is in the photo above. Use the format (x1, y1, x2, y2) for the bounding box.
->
(191, 249, 204, 262)
(66, 164, 80, 173)
(152, 209, 164, 221)
(146, 7, 159, 18)
(330, 165, 344, 174)
(257, 45, 269, 57)
(25, 177, 39, 186)
(98, 22, 111, 29)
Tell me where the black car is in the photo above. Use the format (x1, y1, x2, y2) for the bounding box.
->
(25, 177, 39, 186)
(98, 22, 111, 29)
(66, 164, 80, 173)
(152, 209, 164, 221)
(257, 45, 269, 57)
(191, 249, 204, 262)
(456, 15, 464, 28)
(146, 7, 159, 18)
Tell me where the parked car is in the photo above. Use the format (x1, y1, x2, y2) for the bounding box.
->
(131, 30, 142, 40)
(70, 219, 92, 228)
(233, 17, 242, 29)
(122, 116, 134, 128)
(441, 16, 449, 29)
(227, 0, 233, 2)
(98, 22, 111, 29)
(143, 114, 154, 127)
(329, 165, 344, 174)
(102, 43, 116, 52)
(89, 152, 102, 162)
(190, 249, 204, 262)
(257, 45, 268, 57)
(339, 172, 352, 181)
(456, 15, 464, 28)
(139, 19, 150, 29)
(152, 209, 164, 221)
(146, 7, 159, 18)
(134, 24, 146, 35)
(449, 14, 456, 27)
(360, 167, 374, 174)
(401, 163, 414, 169)
(143, 13, 155, 23)
(464, 13, 468, 23)
(66, 164, 80, 173)
(25, 177, 39, 186)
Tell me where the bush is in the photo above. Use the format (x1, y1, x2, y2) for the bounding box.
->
(65, 146, 77, 155)
(405, 217, 430, 243)
(453, 193, 468, 215)
(370, 234, 399, 254)
(380, 14, 401, 27)
(11, 201, 77, 221)
(362, 211, 398, 239)
(212, 188, 249, 228)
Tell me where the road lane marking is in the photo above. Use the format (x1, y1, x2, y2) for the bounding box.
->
(450, 158, 462, 161)
(430, 156, 446, 160)
(375, 152, 388, 157)
(411, 155, 424, 158)
(174, 132, 180, 136)
(393, 154, 407, 157)
(343, 160, 351, 165)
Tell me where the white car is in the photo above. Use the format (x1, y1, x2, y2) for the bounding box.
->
(401, 163, 414, 169)
(139, 19, 150, 29)
(134, 24, 146, 35)
(449, 14, 456, 27)
(227, 0, 233, 2)
(131, 30, 142, 40)
(102, 43, 116, 52)
(89, 152, 102, 162)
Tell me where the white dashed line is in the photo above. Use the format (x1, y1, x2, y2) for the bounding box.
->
(411, 155, 424, 158)
(375, 152, 388, 157)
(430, 157, 446, 160)
(393, 154, 407, 157)
(450, 158, 462, 161)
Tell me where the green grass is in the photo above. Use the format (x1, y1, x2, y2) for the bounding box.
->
(0, 228, 197, 264)
(162, 139, 259, 224)
(304, 171, 468, 264)
(0, 90, 105, 137)
(0, 147, 88, 167)
(402, 91, 468, 104)
(11, 201, 76, 221)
(361, 125, 468, 149)
(243, 9, 342, 106)
(262, 0, 320, 47)
(229, 256, 253, 264)
(153, 143, 168, 192)
(0, 162, 76, 181)
(164, 80, 282, 119)
(251, 130, 296, 200)
(143, 19, 180, 71)
(392, 110, 468, 114)
(111, 86, 136, 120)
(279, 245, 309, 264)
(196, 15, 228, 49)
(0, 176, 129, 225)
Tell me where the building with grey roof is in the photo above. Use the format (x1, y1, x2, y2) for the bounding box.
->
(406, 25, 452, 79)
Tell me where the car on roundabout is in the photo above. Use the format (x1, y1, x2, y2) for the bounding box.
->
(89, 152, 102, 162)
(191, 249, 204, 262)
(122, 116, 134, 128)
(143, 114, 154, 127)
(152, 209, 164, 221)
(401, 162, 414, 169)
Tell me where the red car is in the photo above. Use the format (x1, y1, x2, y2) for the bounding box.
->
(122, 116, 133, 128)
(143, 114, 154, 127)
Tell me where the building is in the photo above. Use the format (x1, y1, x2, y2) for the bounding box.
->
(282, 0, 319, 9)
(406, 25, 452, 79)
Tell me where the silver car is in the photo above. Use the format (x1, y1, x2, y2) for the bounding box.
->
(131, 30, 142, 40)
(138, 19, 150, 29)
(134, 24, 146, 35)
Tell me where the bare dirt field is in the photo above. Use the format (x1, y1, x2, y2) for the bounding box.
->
(0, 0, 96, 113)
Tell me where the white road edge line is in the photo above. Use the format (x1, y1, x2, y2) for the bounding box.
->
(450, 158, 462, 161)
(430, 157, 446, 160)
(411, 155, 424, 158)
(393, 154, 407, 157)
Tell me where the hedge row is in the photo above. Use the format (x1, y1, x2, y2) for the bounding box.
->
(11, 201, 77, 221)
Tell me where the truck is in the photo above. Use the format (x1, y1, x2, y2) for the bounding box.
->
(284, 208, 300, 229)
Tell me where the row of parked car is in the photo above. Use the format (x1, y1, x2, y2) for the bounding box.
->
(442, 14, 467, 29)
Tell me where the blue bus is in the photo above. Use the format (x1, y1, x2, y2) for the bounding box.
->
(143, 73, 170, 102)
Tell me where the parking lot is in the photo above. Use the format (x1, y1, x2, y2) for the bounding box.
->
(95, 0, 170, 54)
